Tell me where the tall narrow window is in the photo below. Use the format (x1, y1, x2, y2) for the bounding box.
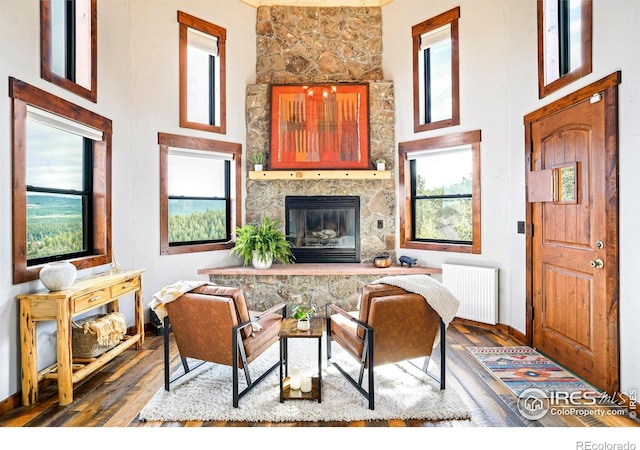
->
(412, 7, 460, 133)
(178, 11, 227, 134)
(538, 0, 592, 98)
(41, 0, 97, 102)
(159, 133, 241, 255)
(399, 130, 481, 254)
(10, 77, 112, 284)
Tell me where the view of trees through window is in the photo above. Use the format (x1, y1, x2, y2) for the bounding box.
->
(168, 199, 228, 244)
(167, 152, 230, 245)
(27, 193, 84, 260)
(412, 147, 473, 243)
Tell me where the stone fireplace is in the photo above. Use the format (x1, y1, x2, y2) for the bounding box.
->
(205, 6, 404, 310)
(245, 6, 396, 264)
(286, 195, 360, 263)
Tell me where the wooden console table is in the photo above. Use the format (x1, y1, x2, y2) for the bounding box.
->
(18, 269, 145, 406)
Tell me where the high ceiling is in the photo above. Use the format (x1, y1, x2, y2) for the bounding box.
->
(239, 0, 393, 7)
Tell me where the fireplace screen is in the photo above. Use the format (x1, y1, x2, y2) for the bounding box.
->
(285, 196, 360, 263)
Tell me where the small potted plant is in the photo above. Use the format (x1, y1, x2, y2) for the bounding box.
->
(292, 304, 316, 331)
(230, 216, 293, 269)
(375, 158, 386, 171)
(250, 152, 268, 171)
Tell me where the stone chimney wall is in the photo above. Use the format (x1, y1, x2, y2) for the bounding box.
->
(245, 6, 396, 264)
(255, 6, 384, 84)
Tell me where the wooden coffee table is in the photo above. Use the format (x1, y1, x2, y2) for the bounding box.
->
(279, 317, 323, 403)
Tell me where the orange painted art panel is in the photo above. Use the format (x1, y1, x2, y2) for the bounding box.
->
(269, 84, 369, 170)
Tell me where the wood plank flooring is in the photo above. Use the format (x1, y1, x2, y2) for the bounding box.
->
(1, 322, 638, 430)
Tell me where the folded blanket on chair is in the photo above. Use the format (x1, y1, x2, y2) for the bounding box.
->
(372, 274, 460, 328)
(149, 280, 213, 322)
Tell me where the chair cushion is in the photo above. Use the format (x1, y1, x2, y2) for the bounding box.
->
(242, 310, 282, 364)
(190, 285, 253, 339)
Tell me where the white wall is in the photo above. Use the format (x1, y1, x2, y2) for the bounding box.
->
(0, 0, 637, 407)
(383, 0, 640, 394)
(0, 0, 255, 403)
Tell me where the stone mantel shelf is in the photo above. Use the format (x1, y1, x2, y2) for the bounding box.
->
(248, 170, 392, 181)
(198, 263, 441, 276)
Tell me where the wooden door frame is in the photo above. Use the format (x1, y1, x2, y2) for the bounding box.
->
(523, 71, 621, 392)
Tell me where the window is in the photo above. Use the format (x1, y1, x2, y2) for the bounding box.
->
(41, 0, 97, 102)
(159, 133, 241, 255)
(178, 11, 227, 134)
(412, 7, 460, 133)
(537, 0, 592, 98)
(10, 77, 111, 284)
(399, 130, 481, 254)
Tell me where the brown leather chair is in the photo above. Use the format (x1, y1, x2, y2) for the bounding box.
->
(163, 285, 285, 407)
(326, 283, 445, 410)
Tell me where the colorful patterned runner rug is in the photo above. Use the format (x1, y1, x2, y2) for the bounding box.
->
(466, 346, 599, 397)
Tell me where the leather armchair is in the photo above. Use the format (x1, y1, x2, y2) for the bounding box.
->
(163, 285, 285, 407)
(326, 283, 445, 410)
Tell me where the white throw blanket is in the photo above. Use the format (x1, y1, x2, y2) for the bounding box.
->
(149, 280, 212, 322)
(373, 274, 460, 328)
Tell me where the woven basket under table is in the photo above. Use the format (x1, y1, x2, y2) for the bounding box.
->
(72, 312, 127, 359)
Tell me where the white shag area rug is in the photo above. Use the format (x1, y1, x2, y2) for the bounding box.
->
(138, 337, 471, 423)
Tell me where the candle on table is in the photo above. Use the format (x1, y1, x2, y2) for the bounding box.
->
(300, 376, 312, 393)
(290, 367, 301, 390)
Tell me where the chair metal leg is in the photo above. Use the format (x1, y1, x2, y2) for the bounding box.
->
(232, 329, 240, 408)
(439, 319, 446, 390)
(163, 317, 170, 391)
(367, 330, 375, 410)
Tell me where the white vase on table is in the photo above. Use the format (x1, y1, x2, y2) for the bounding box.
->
(39, 261, 77, 291)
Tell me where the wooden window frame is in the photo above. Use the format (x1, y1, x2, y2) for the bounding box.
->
(10, 77, 112, 284)
(178, 11, 227, 134)
(537, 0, 592, 98)
(159, 133, 241, 255)
(412, 7, 460, 133)
(399, 130, 481, 254)
(40, 0, 98, 103)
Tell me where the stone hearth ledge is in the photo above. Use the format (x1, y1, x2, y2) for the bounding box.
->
(197, 263, 440, 276)
(197, 264, 442, 311)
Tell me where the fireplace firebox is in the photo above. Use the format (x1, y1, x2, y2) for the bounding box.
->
(285, 196, 360, 263)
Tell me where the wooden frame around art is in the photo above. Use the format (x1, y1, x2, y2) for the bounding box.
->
(269, 84, 369, 170)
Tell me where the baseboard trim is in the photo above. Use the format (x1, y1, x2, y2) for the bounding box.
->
(0, 391, 21, 416)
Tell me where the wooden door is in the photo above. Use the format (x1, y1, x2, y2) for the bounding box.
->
(525, 73, 620, 394)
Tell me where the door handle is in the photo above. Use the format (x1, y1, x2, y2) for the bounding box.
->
(589, 259, 604, 269)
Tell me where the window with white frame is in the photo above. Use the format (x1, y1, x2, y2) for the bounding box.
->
(178, 11, 227, 134)
(412, 7, 460, 133)
(159, 133, 240, 255)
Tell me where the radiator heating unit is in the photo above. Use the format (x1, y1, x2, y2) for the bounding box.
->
(442, 264, 499, 325)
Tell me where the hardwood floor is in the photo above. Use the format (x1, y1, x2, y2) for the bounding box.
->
(1, 322, 638, 432)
